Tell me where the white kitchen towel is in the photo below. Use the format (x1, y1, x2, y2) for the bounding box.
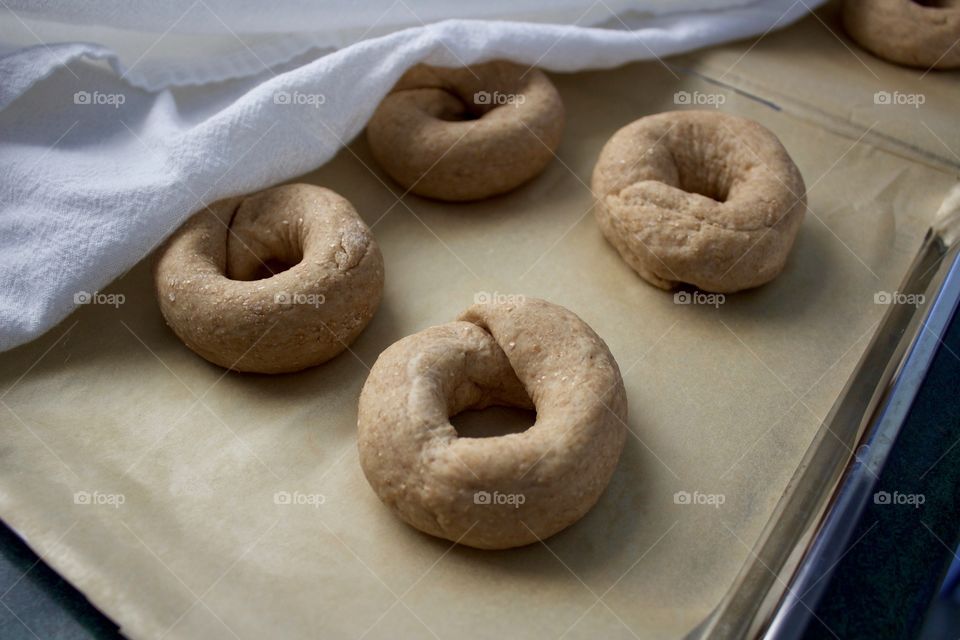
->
(0, 0, 823, 352)
(1, 0, 762, 91)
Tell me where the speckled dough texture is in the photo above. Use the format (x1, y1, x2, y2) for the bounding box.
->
(357, 298, 627, 550)
(366, 61, 565, 201)
(843, 0, 960, 70)
(592, 110, 806, 293)
(155, 183, 384, 374)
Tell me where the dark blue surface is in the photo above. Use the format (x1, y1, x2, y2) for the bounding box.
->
(0, 522, 120, 640)
(801, 293, 960, 639)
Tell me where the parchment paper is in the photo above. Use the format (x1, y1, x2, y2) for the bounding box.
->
(1, 6, 958, 639)
(674, 1, 960, 174)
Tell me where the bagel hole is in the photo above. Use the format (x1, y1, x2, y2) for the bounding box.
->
(911, 0, 954, 7)
(677, 171, 731, 203)
(432, 88, 491, 122)
(450, 406, 536, 439)
(438, 106, 482, 122)
(671, 137, 738, 203)
(224, 225, 304, 281)
(223, 195, 306, 281)
(227, 256, 302, 281)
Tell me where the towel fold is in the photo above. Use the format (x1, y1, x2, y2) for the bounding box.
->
(0, 0, 822, 351)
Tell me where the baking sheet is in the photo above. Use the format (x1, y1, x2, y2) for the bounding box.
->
(1, 7, 958, 639)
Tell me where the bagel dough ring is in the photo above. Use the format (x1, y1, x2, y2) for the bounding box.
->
(155, 183, 384, 374)
(366, 61, 565, 201)
(843, 0, 960, 70)
(357, 297, 627, 550)
(592, 110, 806, 293)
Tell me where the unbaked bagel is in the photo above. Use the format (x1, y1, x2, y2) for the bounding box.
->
(155, 183, 384, 374)
(366, 61, 565, 201)
(591, 110, 806, 293)
(357, 297, 627, 550)
(843, 0, 960, 70)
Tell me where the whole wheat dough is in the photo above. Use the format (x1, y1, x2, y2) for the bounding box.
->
(366, 61, 565, 201)
(357, 297, 627, 550)
(843, 0, 960, 70)
(591, 110, 806, 293)
(155, 184, 384, 374)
